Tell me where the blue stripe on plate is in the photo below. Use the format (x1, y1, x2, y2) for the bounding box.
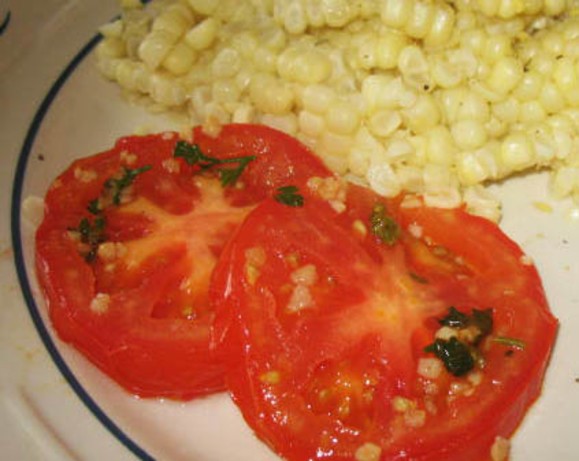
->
(0, 10, 11, 36)
(10, 31, 155, 461)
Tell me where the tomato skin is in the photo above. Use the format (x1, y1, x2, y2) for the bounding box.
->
(35, 124, 332, 399)
(211, 184, 557, 460)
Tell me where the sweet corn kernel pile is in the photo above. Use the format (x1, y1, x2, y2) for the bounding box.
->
(96, 0, 579, 221)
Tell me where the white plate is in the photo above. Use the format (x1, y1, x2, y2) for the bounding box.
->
(1, 1, 578, 460)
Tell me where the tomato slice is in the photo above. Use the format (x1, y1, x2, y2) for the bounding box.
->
(211, 182, 558, 460)
(35, 124, 331, 399)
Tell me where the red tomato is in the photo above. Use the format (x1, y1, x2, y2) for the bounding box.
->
(35, 124, 331, 399)
(211, 183, 558, 460)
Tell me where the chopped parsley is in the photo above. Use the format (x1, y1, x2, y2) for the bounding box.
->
(493, 336, 526, 350)
(104, 165, 152, 206)
(438, 306, 493, 344)
(438, 306, 471, 329)
(173, 140, 255, 187)
(275, 185, 304, 207)
(370, 203, 400, 246)
(426, 307, 526, 376)
(409, 272, 429, 284)
(174, 141, 221, 169)
(70, 215, 107, 263)
(87, 198, 101, 215)
(425, 337, 475, 377)
(71, 163, 151, 263)
(425, 307, 494, 377)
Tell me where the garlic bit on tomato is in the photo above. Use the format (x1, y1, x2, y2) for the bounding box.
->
(352, 219, 368, 237)
(244, 246, 267, 285)
(490, 436, 511, 461)
(307, 176, 348, 213)
(73, 167, 98, 183)
(89, 293, 110, 315)
(97, 241, 127, 262)
(392, 396, 427, 428)
(119, 150, 137, 166)
(354, 442, 382, 461)
(286, 263, 319, 313)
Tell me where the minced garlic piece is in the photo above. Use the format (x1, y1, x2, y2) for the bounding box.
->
(245, 246, 267, 266)
(90, 293, 111, 315)
(400, 195, 422, 209)
(286, 263, 319, 312)
(393, 396, 427, 427)
(120, 150, 137, 165)
(423, 380, 439, 396)
(284, 252, 300, 268)
(118, 186, 135, 205)
(161, 131, 176, 141)
(21, 196, 45, 229)
(179, 125, 194, 143)
(404, 408, 426, 428)
(352, 219, 367, 237)
(392, 396, 414, 413)
(520, 254, 534, 266)
(408, 222, 423, 239)
(490, 436, 510, 461)
(97, 242, 127, 262)
(448, 380, 475, 397)
(457, 325, 482, 344)
(202, 117, 224, 138)
(245, 265, 260, 286)
(354, 442, 382, 461)
(467, 370, 483, 387)
(424, 397, 438, 415)
(286, 284, 314, 312)
(417, 357, 443, 380)
(435, 326, 459, 341)
(290, 264, 318, 286)
(307, 176, 348, 212)
(49, 178, 63, 190)
(245, 246, 266, 285)
(259, 370, 281, 384)
(162, 158, 181, 173)
(74, 167, 98, 183)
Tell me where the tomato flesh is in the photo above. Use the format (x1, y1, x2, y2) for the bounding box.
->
(211, 183, 558, 460)
(35, 124, 331, 399)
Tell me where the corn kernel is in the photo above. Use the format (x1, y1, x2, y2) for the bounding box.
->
(184, 17, 219, 51)
(452, 119, 488, 150)
(500, 132, 536, 171)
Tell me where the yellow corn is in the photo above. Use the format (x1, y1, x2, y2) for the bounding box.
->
(95, 0, 579, 218)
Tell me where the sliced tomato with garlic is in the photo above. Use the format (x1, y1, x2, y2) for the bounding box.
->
(211, 180, 558, 460)
(35, 124, 331, 399)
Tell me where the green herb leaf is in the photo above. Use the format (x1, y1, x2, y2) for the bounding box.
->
(174, 140, 255, 187)
(438, 306, 493, 345)
(174, 141, 220, 169)
(425, 337, 475, 377)
(275, 185, 304, 207)
(218, 156, 255, 187)
(87, 198, 101, 215)
(409, 272, 429, 284)
(73, 165, 151, 263)
(426, 307, 496, 376)
(493, 336, 526, 350)
(471, 308, 493, 338)
(439, 306, 470, 328)
(104, 165, 152, 205)
(72, 215, 107, 263)
(370, 203, 400, 246)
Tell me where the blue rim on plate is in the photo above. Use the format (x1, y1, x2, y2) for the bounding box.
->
(10, 32, 154, 461)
